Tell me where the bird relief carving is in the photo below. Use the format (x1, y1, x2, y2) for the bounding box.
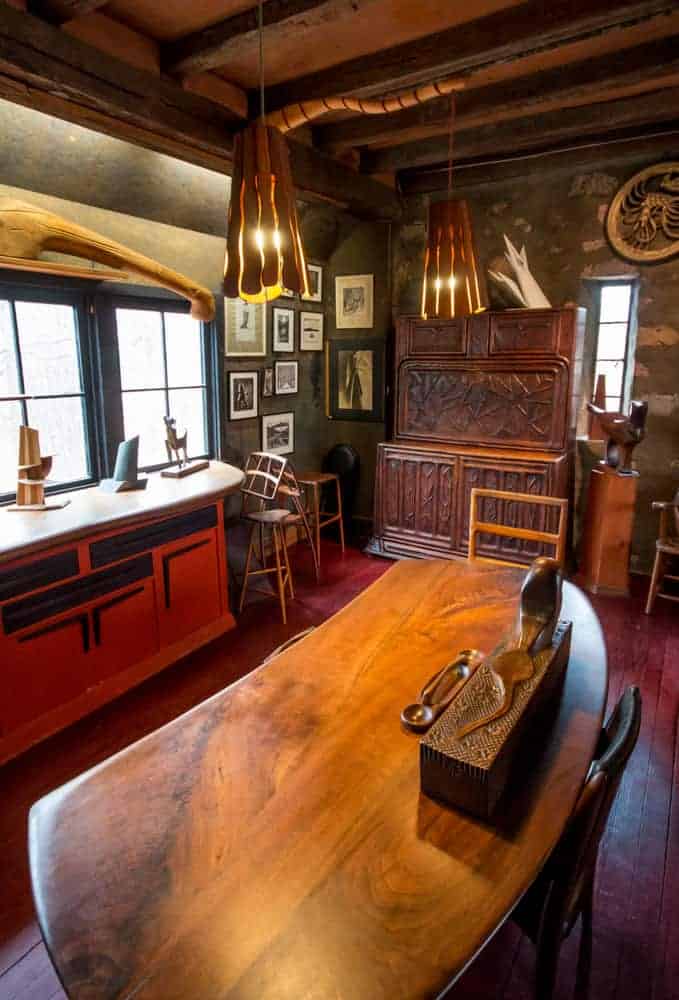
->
(487, 235, 552, 309)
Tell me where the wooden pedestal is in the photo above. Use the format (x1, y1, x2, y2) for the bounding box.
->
(579, 464, 638, 597)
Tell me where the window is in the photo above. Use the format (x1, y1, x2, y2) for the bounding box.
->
(592, 279, 637, 411)
(113, 303, 211, 470)
(0, 287, 94, 501)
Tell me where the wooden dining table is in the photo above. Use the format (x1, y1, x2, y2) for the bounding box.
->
(29, 558, 608, 1000)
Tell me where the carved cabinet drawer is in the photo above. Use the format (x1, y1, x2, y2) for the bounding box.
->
(407, 319, 467, 356)
(379, 446, 457, 555)
(489, 312, 560, 355)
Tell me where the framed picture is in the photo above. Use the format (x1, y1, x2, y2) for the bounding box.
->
(335, 274, 374, 329)
(225, 298, 266, 356)
(275, 360, 298, 395)
(228, 371, 258, 420)
(262, 366, 274, 397)
(281, 288, 296, 299)
(303, 263, 323, 302)
(300, 311, 324, 351)
(262, 411, 294, 455)
(272, 307, 295, 352)
(326, 337, 384, 422)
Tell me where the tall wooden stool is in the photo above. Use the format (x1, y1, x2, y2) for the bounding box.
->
(297, 471, 345, 567)
(645, 491, 679, 614)
(239, 452, 318, 625)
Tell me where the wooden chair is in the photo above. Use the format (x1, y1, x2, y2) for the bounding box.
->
(238, 452, 319, 625)
(512, 685, 642, 999)
(645, 490, 679, 614)
(297, 471, 345, 568)
(469, 488, 568, 568)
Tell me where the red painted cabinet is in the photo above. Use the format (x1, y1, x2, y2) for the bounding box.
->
(156, 528, 222, 647)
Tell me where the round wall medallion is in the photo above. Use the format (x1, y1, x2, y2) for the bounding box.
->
(606, 162, 679, 264)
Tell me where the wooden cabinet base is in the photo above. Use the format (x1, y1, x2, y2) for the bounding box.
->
(579, 464, 637, 597)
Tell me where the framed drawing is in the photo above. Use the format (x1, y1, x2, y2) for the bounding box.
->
(300, 311, 324, 351)
(275, 360, 298, 395)
(303, 264, 323, 303)
(335, 274, 373, 329)
(228, 371, 258, 420)
(262, 366, 274, 397)
(262, 412, 294, 455)
(272, 307, 295, 352)
(225, 298, 266, 356)
(326, 337, 384, 422)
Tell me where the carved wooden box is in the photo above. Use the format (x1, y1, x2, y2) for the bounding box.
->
(420, 620, 572, 819)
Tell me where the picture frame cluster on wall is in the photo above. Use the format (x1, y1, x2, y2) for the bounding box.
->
(225, 297, 323, 356)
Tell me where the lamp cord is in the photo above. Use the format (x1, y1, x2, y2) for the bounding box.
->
(258, 0, 265, 120)
(447, 93, 455, 198)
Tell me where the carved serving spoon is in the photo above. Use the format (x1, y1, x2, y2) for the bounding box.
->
(401, 649, 484, 734)
(456, 557, 563, 741)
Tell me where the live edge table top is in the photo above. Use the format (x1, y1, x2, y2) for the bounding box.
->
(0, 461, 245, 566)
(29, 560, 608, 1000)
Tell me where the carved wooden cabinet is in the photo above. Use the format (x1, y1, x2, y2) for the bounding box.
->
(369, 308, 585, 562)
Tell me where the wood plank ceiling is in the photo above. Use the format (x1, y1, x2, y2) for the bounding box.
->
(3, 0, 679, 212)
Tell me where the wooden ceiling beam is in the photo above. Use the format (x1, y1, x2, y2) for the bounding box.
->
(26, 0, 108, 27)
(163, 0, 355, 79)
(360, 88, 679, 174)
(0, 6, 400, 221)
(314, 37, 679, 152)
(264, 0, 677, 112)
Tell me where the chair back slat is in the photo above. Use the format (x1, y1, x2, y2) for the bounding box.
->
(241, 451, 288, 501)
(469, 487, 569, 568)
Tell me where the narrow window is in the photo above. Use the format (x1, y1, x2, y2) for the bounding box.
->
(593, 279, 636, 412)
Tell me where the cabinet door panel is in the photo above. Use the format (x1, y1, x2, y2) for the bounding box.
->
(378, 448, 456, 551)
(2, 614, 90, 733)
(156, 529, 222, 646)
(91, 581, 158, 683)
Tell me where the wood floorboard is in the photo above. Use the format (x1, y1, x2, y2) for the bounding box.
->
(0, 552, 677, 1000)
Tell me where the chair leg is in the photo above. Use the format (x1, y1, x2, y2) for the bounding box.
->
(313, 483, 322, 570)
(575, 880, 594, 999)
(645, 550, 664, 614)
(272, 525, 287, 625)
(239, 523, 257, 613)
(335, 476, 346, 553)
(282, 527, 295, 599)
(533, 900, 563, 1000)
(293, 493, 320, 583)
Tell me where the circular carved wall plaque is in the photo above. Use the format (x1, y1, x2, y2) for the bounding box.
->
(606, 162, 679, 264)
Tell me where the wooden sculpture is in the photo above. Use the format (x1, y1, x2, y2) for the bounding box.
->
(456, 556, 563, 739)
(487, 235, 551, 308)
(586, 399, 648, 474)
(99, 437, 147, 493)
(0, 199, 215, 321)
(588, 373, 607, 440)
(606, 162, 679, 264)
(7, 425, 70, 511)
(161, 416, 208, 478)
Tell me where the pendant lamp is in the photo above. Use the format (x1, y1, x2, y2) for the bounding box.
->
(421, 98, 487, 320)
(223, 3, 309, 303)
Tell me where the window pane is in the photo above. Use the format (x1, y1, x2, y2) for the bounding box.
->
(600, 284, 631, 323)
(0, 402, 23, 495)
(0, 301, 20, 396)
(168, 388, 207, 457)
(121, 389, 167, 467)
(597, 323, 628, 360)
(605, 396, 622, 410)
(27, 397, 89, 483)
(165, 313, 204, 387)
(116, 309, 164, 390)
(595, 360, 624, 398)
(15, 301, 82, 395)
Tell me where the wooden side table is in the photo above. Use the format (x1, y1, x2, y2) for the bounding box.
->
(298, 472, 345, 566)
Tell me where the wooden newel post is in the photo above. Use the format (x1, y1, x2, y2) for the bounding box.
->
(579, 464, 638, 596)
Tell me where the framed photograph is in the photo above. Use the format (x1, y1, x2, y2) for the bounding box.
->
(326, 337, 384, 422)
(281, 288, 296, 299)
(228, 371, 258, 420)
(262, 366, 274, 397)
(262, 411, 294, 455)
(300, 311, 324, 351)
(272, 307, 295, 352)
(335, 274, 374, 329)
(275, 360, 298, 395)
(225, 298, 266, 356)
(303, 264, 323, 303)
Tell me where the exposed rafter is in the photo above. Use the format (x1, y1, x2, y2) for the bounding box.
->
(263, 0, 677, 112)
(163, 0, 358, 78)
(360, 89, 679, 174)
(26, 0, 108, 26)
(314, 37, 679, 152)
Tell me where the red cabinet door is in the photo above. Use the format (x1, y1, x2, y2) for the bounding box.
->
(155, 528, 223, 647)
(90, 580, 159, 684)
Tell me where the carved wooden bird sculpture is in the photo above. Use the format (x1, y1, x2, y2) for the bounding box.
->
(456, 557, 563, 740)
(586, 399, 648, 474)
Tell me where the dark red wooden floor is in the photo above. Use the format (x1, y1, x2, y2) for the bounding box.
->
(1, 544, 678, 1000)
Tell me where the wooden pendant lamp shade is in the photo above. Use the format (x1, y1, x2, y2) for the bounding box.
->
(224, 122, 310, 303)
(421, 199, 488, 320)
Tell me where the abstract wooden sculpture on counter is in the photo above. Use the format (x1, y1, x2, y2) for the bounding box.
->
(161, 416, 209, 478)
(99, 437, 147, 493)
(7, 425, 70, 512)
(586, 399, 648, 474)
(0, 199, 215, 321)
(420, 556, 572, 819)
